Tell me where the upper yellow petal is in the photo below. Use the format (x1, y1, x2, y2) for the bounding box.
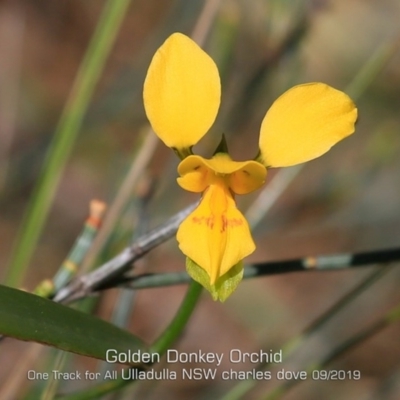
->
(259, 83, 358, 167)
(177, 180, 255, 284)
(177, 154, 267, 194)
(143, 33, 221, 149)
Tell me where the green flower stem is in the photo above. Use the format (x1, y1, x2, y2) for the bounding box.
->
(5, 0, 131, 287)
(151, 279, 203, 354)
(56, 280, 202, 400)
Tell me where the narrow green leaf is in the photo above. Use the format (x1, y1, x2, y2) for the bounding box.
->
(0, 285, 149, 365)
(5, 0, 131, 287)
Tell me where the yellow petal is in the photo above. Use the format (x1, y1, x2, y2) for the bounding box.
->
(259, 83, 358, 167)
(177, 169, 210, 193)
(177, 154, 267, 194)
(143, 33, 221, 149)
(177, 155, 212, 192)
(177, 180, 255, 284)
(228, 162, 266, 195)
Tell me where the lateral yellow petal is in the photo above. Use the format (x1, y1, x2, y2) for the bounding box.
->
(177, 155, 211, 192)
(178, 155, 208, 176)
(227, 161, 266, 194)
(177, 180, 255, 284)
(177, 170, 210, 193)
(259, 83, 358, 167)
(143, 33, 221, 149)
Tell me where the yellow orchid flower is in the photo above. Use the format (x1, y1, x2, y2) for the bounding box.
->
(143, 32, 358, 301)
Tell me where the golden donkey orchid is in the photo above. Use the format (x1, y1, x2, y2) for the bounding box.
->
(143, 32, 357, 301)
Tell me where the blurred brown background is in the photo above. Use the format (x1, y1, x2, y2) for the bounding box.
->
(1, 0, 400, 399)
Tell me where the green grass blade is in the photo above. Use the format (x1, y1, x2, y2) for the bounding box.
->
(5, 0, 131, 287)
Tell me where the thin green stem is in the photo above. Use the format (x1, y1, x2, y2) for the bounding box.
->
(41, 351, 68, 400)
(56, 280, 202, 400)
(5, 0, 131, 287)
(261, 301, 400, 400)
(346, 41, 399, 101)
(219, 266, 391, 400)
(151, 279, 203, 354)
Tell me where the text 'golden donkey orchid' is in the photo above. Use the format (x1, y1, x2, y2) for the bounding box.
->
(143, 32, 357, 301)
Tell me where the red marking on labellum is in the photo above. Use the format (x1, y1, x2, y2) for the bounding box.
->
(192, 214, 243, 232)
(222, 216, 243, 232)
(192, 215, 214, 228)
